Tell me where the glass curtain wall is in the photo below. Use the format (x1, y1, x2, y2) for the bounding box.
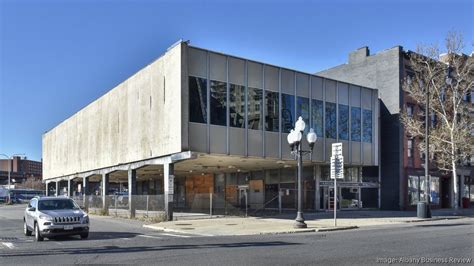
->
(210, 80, 227, 126)
(297, 97, 309, 133)
(339, 104, 349, 140)
(325, 102, 337, 139)
(229, 84, 245, 128)
(248, 87, 263, 130)
(351, 107, 361, 141)
(281, 94, 295, 133)
(362, 109, 372, 143)
(189, 76, 207, 123)
(311, 100, 323, 138)
(265, 91, 279, 132)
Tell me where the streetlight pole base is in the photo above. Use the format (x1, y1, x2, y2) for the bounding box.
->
(294, 212, 307, 228)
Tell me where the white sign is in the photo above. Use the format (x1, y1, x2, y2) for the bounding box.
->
(330, 143, 344, 179)
(168, 175, 175, 195)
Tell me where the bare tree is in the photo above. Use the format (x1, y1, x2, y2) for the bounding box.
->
(401, 32, 473, 209)
(18, 176, 45, 191)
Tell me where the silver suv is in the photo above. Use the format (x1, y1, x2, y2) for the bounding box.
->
(24, 196, 89, 241)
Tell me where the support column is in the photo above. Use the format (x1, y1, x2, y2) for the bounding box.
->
(67, 178, 72, 198)
(55, 181, 59, 196)
(164, 163, 175, 221)
(460, 175, 465, 208)
(315, 165, 321, 211)
(128, 169, 137, 218)
(83, 176, 89, 212)
(102, 173, 110, 215)
(45, 181, 49, 196)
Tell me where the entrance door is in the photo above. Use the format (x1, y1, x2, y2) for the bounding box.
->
(441, 178, 450, 208)
(238, 186, 248, 209)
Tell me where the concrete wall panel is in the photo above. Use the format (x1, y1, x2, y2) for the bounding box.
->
(265, 132, 279, 158)
(209, 126, 227, 154)
(281, 133, 291, 159)
(188, 47, 207, 78)
(229, 128, 246, 156)
(248, 129, 263, 157)
(361, 88, 372, 109)
(338, 83, 349, 105)
(264, 66, 279, 92)
(296, 73, 309, 97)
(42, 43, 184, 179)
(349, 85, 361, 107)
(311, 139, 324, 162)
(325, 79, 337, 103)
(311, 76, 323, 100)
(248, 62, 263, 89)
(189, 123, 208, 153)
(363, 143, 372, 165)
(228, 57, 245, 86)
(351, 142, 361, 164)
(210, 53, 226, 82)
(281, 69, 294, 94)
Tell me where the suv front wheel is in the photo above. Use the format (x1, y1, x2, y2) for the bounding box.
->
(24, 220, 32, 236)
(34, 222, 44, 241)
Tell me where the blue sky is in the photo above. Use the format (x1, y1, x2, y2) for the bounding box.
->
(0, 0, 472, 161)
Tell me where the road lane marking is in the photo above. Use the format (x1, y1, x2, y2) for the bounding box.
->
(138, 235, 162, 239)
(2, 242, 15, 249)
(160, 233, 191, 238)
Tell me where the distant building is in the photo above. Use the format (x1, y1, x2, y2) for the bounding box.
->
(317, 46, 474, 210)
(0, 156, 42, 185)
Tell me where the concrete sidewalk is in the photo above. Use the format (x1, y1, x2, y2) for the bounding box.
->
(144, 208, 473, 236)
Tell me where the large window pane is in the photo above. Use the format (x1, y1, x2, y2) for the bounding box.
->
(229, 84, 245, 128)
(351, 107, 361, 141)
(311, 99, 323, 138)
(363, 109, 372, 143)
(325, 102, 336, 139)
(281, 93, 295, 133)
(248, 87, 263, 130)
(265, 91, 279, 132)
(339, 104, 349, 140)
(189, 76, 207, 123)
(297, 97, 309, 133)
(210, 80, 227, 126)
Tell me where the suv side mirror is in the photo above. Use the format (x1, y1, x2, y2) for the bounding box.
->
(27, 207, 36, 212)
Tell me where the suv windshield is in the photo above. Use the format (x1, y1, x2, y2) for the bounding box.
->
(38, 199, 79, 211)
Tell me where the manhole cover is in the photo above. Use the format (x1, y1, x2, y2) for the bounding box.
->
(225, 224, 237, 226)
(175, 223, 193, 226)
(180, 228, 195, 230)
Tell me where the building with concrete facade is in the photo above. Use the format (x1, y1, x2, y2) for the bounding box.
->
(42, 40, 380, 219)
(317, 46, 474, 210)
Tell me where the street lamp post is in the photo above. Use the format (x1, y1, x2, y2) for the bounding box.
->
(0, 153, 25, 203)
(287, 117, 317, 228)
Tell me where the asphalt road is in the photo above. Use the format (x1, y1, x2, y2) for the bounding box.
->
(0, 204, 473, 265)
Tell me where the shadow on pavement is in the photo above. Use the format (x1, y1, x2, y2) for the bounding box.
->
(0, 241, 300, 257)
(48, 232, 141, 241)
(415, 223, 471, 228)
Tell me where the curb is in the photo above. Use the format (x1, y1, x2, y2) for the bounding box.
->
(315, 226, 358, 232)
(404, 216, 465, 223)
(143, 224, 358, 236)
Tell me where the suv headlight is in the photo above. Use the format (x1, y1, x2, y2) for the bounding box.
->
(39, 214, 53, 221)
(82, 215, 89, 224)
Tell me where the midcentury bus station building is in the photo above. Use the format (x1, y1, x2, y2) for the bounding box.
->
(42, 40, 380, 218)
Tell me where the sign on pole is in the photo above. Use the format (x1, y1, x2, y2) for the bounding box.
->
(331, 143, 344, 227)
